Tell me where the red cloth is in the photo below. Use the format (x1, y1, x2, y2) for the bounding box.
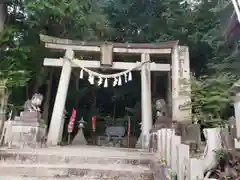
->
(127, 118, 131, 137)
(92, 116, 97, 131)
(68, 109, 76, 131)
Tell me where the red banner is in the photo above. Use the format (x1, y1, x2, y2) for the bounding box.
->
(68, 109, 76, 132)
(127, 118, 131, 137)
(92, 116, 97, 132)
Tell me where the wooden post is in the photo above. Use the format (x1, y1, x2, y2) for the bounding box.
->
(141, 53, 152, 148)
(171, 135, 181, 173)
(47, 49, 74, 146)
(171, 46, 180, 121)
(43, 69, 53, 125)
(167, 71, 172, 117)
(177, 144, 190, 180)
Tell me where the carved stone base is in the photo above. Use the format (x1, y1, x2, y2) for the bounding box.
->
(136, 133, 142, 148)
(72, 128, 87, 145)
(6, 121, 46, 148)
(3, 111, 46, 148)
(136, 132, 149, 149)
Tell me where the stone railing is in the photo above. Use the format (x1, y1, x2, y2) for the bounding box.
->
(149, 128, 222, 180)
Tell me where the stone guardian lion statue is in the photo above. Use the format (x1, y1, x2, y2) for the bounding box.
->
(24, 93, 43, 112)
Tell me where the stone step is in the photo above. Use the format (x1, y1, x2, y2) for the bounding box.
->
(0, 146, 153, 166)
(0, 163, 153, 180)
(0, 176, 112, 180)
(0, 153, 151, 166)
(0, 151, 150, 166)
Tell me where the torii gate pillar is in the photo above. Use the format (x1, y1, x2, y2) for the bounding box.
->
(47, 49, 74, 146)
(141, 53, 152, 148)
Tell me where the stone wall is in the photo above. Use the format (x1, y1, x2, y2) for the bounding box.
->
(178, 46, 191, 121)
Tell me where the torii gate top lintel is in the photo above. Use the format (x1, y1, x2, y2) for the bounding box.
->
(40, 34, 179, 72)
(40, 34, 179, 55)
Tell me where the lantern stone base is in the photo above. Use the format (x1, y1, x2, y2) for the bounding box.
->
(72, 128, 87, 145)
(136, 132, 149, 149)
(3, 111, 46, 148)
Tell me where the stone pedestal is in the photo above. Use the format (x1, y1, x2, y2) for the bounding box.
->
(136, 132, 142, 148)
(71, 128, 87, 145)
(5, 111, 46, 148)
(179, 122, 201, 152)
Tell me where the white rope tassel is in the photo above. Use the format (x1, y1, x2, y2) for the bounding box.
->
(80, 69, 84, 79)
(128, 71, 132, 81)
(124, 73, 128, 83)
(88, 73, 94, 85)
(118, 76, 122, 86)
(104, 78, 108, 87)
(91, 76, 94, 84)
(98, 77, 103, 86)
(113, 77, 118, 86)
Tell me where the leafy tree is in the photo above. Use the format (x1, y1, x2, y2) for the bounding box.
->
(1, 0, 239, 129)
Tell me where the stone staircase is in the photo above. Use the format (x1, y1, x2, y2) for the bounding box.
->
(0, 146, 166, 180)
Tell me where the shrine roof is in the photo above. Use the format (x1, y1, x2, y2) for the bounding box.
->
(40, 34, 178, 50)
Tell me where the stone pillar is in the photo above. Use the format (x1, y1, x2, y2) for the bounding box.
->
(171, 46, 191, 121)
(47, 49, 74, 146)
(171, 46, 180, 121)
(141, 53, 152, 148)
(234, 93, 240, 148)
(178, 46, 191, 121)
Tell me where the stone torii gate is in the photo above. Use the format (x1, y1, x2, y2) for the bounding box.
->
(40, 35, 191, 148)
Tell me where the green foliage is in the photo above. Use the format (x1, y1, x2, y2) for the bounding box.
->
(191, 72, 236, 121)
(0, 26, 31, 88)
(104, 0, 239, 123)
(24, 0, 111, 40)
(1, 0, 111, 105)
(1, 0, 240, 126)
(214, 148, 229, 164)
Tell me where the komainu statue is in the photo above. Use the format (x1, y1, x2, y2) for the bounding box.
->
(24, 93, 43, 112)
(150, 98, 174, 133)
(149, 98, 174, 151)
(155, 98, 168, 117)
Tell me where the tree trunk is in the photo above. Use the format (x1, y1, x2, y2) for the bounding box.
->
(43, 69, 54, 126)
(0, 3, 6, 32)
(0, 92, 9, 135)
(33, 67, 45, 94)
(0, 2, 6, 135)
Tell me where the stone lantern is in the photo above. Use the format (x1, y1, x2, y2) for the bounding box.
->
(72, 117, 87, 145)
